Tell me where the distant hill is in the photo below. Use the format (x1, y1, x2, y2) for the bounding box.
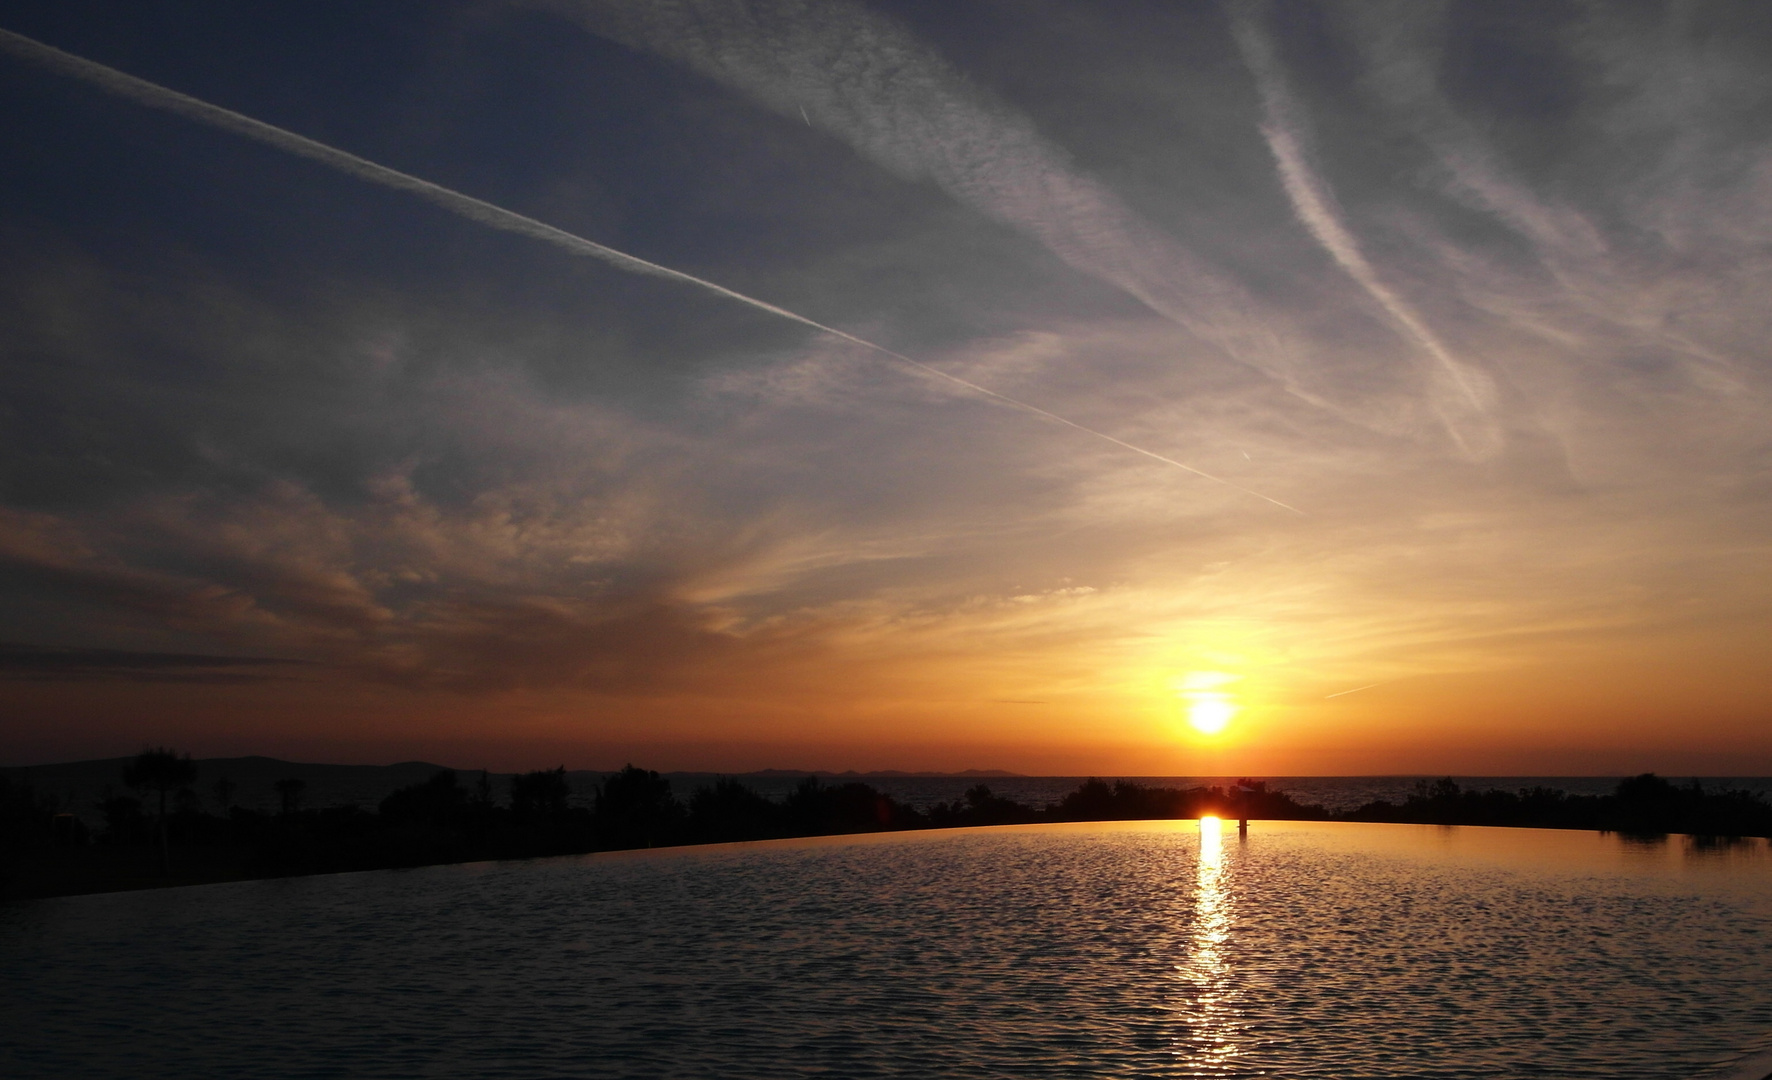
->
(2, 757, 1023, 825)
(734, 768, 1023, 779)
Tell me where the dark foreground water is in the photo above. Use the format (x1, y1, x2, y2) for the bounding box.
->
(4, 821, 1771, 1079)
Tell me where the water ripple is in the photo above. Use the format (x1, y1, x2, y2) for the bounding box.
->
(3, 821, 1770, 1078)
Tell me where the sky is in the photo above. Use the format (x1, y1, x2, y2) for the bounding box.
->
(1, 0, 1770, 775)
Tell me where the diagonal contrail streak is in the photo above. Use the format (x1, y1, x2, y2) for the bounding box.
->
(0, 26, 1302, 514)
(1324, 681, 1386, 699)
(1228, 4, 1497, 461)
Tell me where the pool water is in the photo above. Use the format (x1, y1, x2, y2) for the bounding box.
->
(4, 820, 1770, 1078)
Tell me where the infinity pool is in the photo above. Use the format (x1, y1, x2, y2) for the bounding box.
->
(4, 821, 1770, 1078)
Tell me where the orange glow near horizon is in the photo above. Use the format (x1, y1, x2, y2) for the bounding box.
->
(10, 629, 1772, 773)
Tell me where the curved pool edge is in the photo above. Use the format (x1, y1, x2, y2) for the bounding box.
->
(11, 817, 1769, 904)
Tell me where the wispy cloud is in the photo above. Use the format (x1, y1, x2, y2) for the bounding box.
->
(0, 25, 1288, 508)
(533, 0, 1398, 416)
(1340, 2, 1753, 388)
(1228, 1, 1500, 458)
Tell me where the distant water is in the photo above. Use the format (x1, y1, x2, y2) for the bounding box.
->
(5, 821, 1771, 1079)
(678, 775, 1772, 814)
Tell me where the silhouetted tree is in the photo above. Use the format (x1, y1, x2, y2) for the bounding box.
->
(928, 784, 1037, 828)
(378, 770, 469, 829)
(1056, 778, 1118, 820)
(1610, 772, 1679, 834)
(688, 777, 782, 843)
(122, 747, 197, 873)
(510, 767, 570, 820)
(275, 777, 307, 816)
(970, 783, 1040, 824)
(1225, 780, 1328, 822)
(783, 778, 915, 834)
(211, 775, 237, 814)
(595, 765, 683, 848)
(1329, 774, 1772, 835)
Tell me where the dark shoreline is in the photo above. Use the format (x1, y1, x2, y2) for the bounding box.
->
(7, 765, 1770, 902)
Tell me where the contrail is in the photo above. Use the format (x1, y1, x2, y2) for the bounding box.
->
(1228, 6, 1498, 459)
(1324, 681, 1386, 699)
(0, 26, 1301, 514)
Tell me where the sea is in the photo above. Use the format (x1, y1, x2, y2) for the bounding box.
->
(5, 819, 1771, 1078)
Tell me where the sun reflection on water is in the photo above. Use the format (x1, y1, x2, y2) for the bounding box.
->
(1175, 815, 1240, 1073)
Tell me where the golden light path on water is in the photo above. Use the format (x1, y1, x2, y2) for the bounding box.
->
(1176, 815, 1240, 1074)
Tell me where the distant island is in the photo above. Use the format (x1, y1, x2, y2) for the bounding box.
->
(3, 752, 1768, 901)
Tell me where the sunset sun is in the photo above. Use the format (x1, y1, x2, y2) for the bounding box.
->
(1187, 698, 1237, 736)
(1177, 671, 1241, 737)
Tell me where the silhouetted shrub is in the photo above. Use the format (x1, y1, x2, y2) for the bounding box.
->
(1052, 779, 1196, 820)
(1056, 778, 1117, 820)
(211, 775, 237, 814)
(782, 778, 919, 835)
(928, 784, 1039, 828)
(596, 765, 684, 848)
(123, 747, 198, 871)
(1335, 773, 1770, 836)
(379, 770, 471, 829)
(687, 778, 782, 843)
(510, 767, 571, 821)
(274, 777, 307, 815)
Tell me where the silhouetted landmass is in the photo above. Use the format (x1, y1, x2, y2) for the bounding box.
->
(0, 757, 1027, 831)
(3, 761, 1768, 901)
(1341, 773, 1772, 837)
(744, 768, 1023, 778)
